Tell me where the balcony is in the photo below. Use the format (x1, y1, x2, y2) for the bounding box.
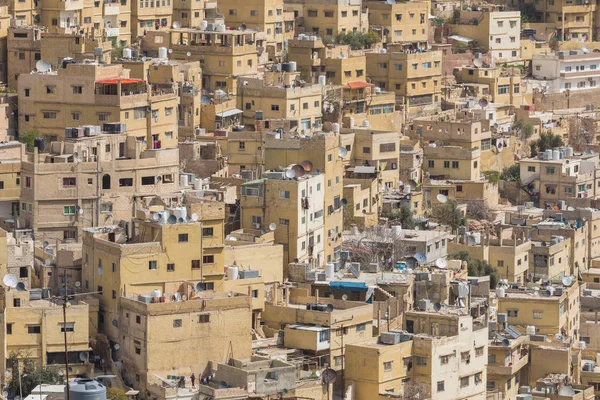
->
(104, 0, 120, 15)
(487, 354, 528, 376)
(105, 27, 120, 37)
(95, 79, 148, 108)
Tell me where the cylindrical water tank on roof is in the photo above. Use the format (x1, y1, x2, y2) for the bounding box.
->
(496, 287, 505, 298)
(332, 123, 340, 133)
(325, 263, 335, 280)
(123, 48, 132, 58)
(180, 174, 189, 187)
(288, 61, 297, 72)
(68, 379, 107, 400)
(158, 47, 168, 59)
(227, 266, 239, 280)
(566, 146, 574, 157)
(349, 117, 355, 128)
(200, 20, 208, 30)
(318, 75, 326, 86)
(552, 149, 560, 160)
(363, 120, 370, 128)
(526, 325, 536, 335)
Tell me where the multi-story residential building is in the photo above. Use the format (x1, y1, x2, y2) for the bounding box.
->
(287, 37, 366, 86)
(240, 171, 326, 268)
(519, 150, 600, 208)
(82, 203, 226, 341)
(410, 115, 493, 150)
(101, 0, 132, 45)
(0, 228, 34, 290)
(141, 29, 260, 94)
(423, 146, 481, 181)
(119, 291, 252, 394)
(457, 65, 523, 106)
(0, 7, 12, 84)
(219, 0, 294, 60)
(366, 46, 442, 113)
(131, 0, 172, 38)
(366, 0, 430, 45)
(486, 334, 529, 397)
(532, 50, 600, 94)
(0, 287, 97, 375)
(172, 0, 218, 28)
(39, 0, 84, 36)
(7, 25, 42, 90)
(18, 61, 179, 146)
(19, 133, 180, 241)
(263, 132, 344, 264)
(287, 0, 369, 37)
(0, 142, 22, 219)
(449, 11, 521, 62)
(496, 281, 580, 338)
(1, 0, 39, 26)
(238, 75, 323, 132)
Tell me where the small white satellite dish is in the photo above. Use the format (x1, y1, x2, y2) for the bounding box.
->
(3, 274, 17, 288)
(437, 193, 448, 203)
(152, 213, 160, 221)
(75, 281, 81, 288)
(478, 98, 489, 108)
(168, 48, 173, 54)
(79, 352, 88, 362)
(285, 169, 296, 179)
(4, 370, 11, 377)
(186, 51, 192, 57)
(36, 60, 51, 73)
(113, 343, 120, 350)
(496, 141, 504, 152)
(341, 294, 348, 301)
(562, 276, 573, 286)
(3, 390, 9, 397)
(269, 223, 277, 231)
(77, 156, 83, 163)
(43, 241, 49, 248)
(582, 46, 590, 54)
(172, 21, 181, 29)
(78, 208, 84, 215)
(435, 258, 448, 269)
(338, 147, 348, 158)
(191, 213, 199, 221)
(473, 58, 483, 68)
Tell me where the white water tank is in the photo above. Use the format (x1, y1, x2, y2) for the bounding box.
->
(180, 174, 189, 187)
(151, 289, 162, 298)
(216, 24, 226, 32)
(526, 325, 536, 335)
(172, 207, 187, 221)
(374, 87, 382, 95)
(380, 48, 387, 54)
(123, 48, 132, 58)
(227, 266, 239, 280)
(194, 178, 203, 190)
(349, 117, 355, 128)
(392, 225, 402, 237)
(544, 149, 553, 160)
(552, 149, 560, 160)
(158, 47, 168, 59)
(289, 61, 297, 72)
(318, 75, 326, 86)
(363, 120, 370, 128)
(496, 287, 505, 298)
(566, 146, 574, 157)
(332, 122, 340, 133)
(200, 20, 208, 30)
(325, 263, 335, 280)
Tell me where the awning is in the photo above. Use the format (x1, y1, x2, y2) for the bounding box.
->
(216, 108, 243, 118)
(448, 35, 475, 44)
(344, 81, 373, 89)
(353, 166, 376, 174)
(329, 281, 368, 292)
(96, 78, 143, 84)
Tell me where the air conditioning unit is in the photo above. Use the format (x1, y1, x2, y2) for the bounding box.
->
(103, 122, 126, 133)
(554, 287, 563, 296)
(497, 313, 508, 323)
(137, 295, 153, 304)
(252, 223, 261, 229)
(379, 332, 401, 345)
(418, 299, 430, 310)
(195, 128, 206, 136)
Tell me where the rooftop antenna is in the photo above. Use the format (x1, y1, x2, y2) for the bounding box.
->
(172, 21, 181, 29)
(191, 213, 199, 221)
(338, 147, 348, 158)
(3, 274, 17, 288)
(478, 98, 489, 108)
(473, 58, 483, 68)
(436, 193, 448, 203)
(285, 169, 296, 179)
(269, 223, 277, 231)
(435, 258, 448, 269)
(36, 60, 51, 73)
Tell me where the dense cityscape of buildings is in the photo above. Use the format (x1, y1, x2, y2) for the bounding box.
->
(0, 0, 600, 399)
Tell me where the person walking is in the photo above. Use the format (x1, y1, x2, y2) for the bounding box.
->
(190, 373, 196, 388)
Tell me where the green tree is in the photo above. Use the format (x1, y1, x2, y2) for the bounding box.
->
(6, 353, 62, 398)
(382, 206, 419, 229)
(336, 31, 379, 50)
(500, 164, 520, 182)
(520, 3, 538, 23)
(514, 119, 534, 139)
(19, 129, 40, 152)
(530, 132, 564, 157)
(430, 200, 465, 233)
(482, 170, 500, 185)
(449, 251, 499, 288)
(107, 388, 128, 400)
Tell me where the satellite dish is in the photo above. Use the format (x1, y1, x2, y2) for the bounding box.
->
(75, 281, 81, 288)
(433, 302, 441, 312)
(186, 51, 192, 57)
(113, 343, 120, 350)
(326, 304, 334, 312)
(341, 294, 348, 301)
(36, 60, 51, 72)
(43, 241, 49, 248)
(435, 258, 448, 269)
(172, 21, 181, 29)
(322, 368, 338, 384)
(582, 46, 590, 54)
(3, 274, 18, 288)
(341, 198, 348, 206)
(78, 208, 84, 215)
(167, 49, 173, 55)
(16, 282, 26, 291)
(473, 58, 483, 68)
(167, 215, 177, 224)
(44, 259, 51, 266)
(112, 319, 119, 327)
(414, 253, 427, 263)
(338, 147, 348, 158)
(285, 169, 296, 179)
(152, 213, 160, 221)
(496, 141, 504, 152)
(562, 276, 573, 286)
(240, 24, 246, 31)
(79, 352, 88, 362)
(436, 193, 448, 203)
(291, 164, 306, 178)
(77, 156, 83, 163)
(478, 98, 489, 108)
(3, 391, 9, 397)
(502, 338, 510, 346)
(4, 370, 10, 377)
(191, 213, 199, 221)
(177, 217, 185, 223)
(269, 223, 277, 231)
(300, 160, 313, 172)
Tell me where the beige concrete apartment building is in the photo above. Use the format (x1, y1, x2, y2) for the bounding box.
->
(219, 0, 294, 60)
(19, 134, 180, 241)
(131, 0, 172, 38)
(366, 0, 430, 45)
(18, 61, 179, 147)
(0, 142, 22, 219)
(287, 0, 368, 37)
(141, 29, 260, 94)
(366, 47, 442, 113)
(1, 0, 39, 25)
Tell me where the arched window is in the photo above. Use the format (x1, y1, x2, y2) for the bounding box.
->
(102, 174, 111, 190)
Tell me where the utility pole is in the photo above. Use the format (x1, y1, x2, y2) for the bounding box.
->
(62, 270, 71, 400)
(96, 142, 101, 228)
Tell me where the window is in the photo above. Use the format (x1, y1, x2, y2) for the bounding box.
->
(334, 356, 344, 366)
(440, 355, 449, 364)
(46, 86, 55, 94)
(507, 309, 518, 317)
(280, 190, 290, 199)
(238, 141, 245, 150)
(198, 314, 210, 323)
(178, 233, 189, 242)
(475, 347, 484, 356)
(7, 323, 12, 334)
(437, 381, 445, 392)
(72, 86, 82, 94)
(271, 104, 280, 111)
(527, 166, 536, 172)
(28, 325, 41, 334)
(43, 111, 57, 119)
(380, 143, 396, 152)
(203, 255, 214, 264)
(428, 160, 434, 168)
(384, 361, 393, 371)
(356, 323, 366, 332)
(141, 176, 155, 185)
(498, 85, 509, 94)
(13, 298, 21, 307)
(546, 167, 555, 174)
(460, 377, 469, 388)
(173, 319, 182, 328)
(119, 178, 133, 187)
(533, 310, 543, 319)
(24, 88, 30, 97)
(416, 356, 426, 365)
(167, 263, 175, 272)
(250, 10, 258, 16)
(63, 206, 76, 215)
(148, 260, 157, 270)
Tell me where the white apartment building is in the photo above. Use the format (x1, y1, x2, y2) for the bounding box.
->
(532, 50, 600, 93)
(487, 11, 521, 61)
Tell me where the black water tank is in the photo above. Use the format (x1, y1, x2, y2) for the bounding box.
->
(34, 138, 45, 152)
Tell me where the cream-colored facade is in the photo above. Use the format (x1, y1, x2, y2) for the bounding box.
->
(458, 66, 523, 106)
(366, 1, 429, 45)
(131, 0, 172, 38)
(288, 0, 368, 37)
(486, 335, 528, 397)
(0, 142, 22, 219)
